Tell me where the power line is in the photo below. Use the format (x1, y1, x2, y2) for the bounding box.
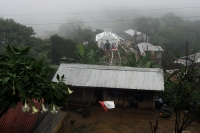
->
(24, 15, 200, 26)
(1, 6, 200, 16)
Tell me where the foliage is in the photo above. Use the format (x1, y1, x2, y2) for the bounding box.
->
(58, 18, 85, 39)
(95, 12, 200, 56)
(121, 52, 156, 68)
(28, 38, 52, 66)
(79, 28, 96, 43)
(134, 13, 200, 56)
(50, 34, 77, 65)
(0, 18, 52, 66)
(57, 18, 96, 43)
(135, 16, 160, 35)
(0, 45, 71, 114)
(150, 34, 169, 48)
(61, 43, 106, 65)
(163, 42, 200, 133)
(0, 18, 35, 47)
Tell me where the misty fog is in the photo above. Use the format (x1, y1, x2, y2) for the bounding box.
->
(1, 0, 200, 37)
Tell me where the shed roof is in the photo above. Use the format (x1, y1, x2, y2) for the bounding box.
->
(137, 42, 164, 56)
(52, 64, 164, 91)
(0, 102, 61, 133)
(124, 29, 142, 36)
(174, 52, 200, 65)
(181, 52, 200, 63)
(0, 102, 41, 133)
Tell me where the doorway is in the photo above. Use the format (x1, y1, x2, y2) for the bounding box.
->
(94, 89, 103, 104)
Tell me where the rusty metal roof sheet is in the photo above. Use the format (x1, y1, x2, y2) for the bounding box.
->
(0, 102, 41, 133)
(0, 102, 62, 133)
(52, 64, 164, 91)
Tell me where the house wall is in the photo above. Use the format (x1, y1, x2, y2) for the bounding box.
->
(68, 87, 156, 110)
(138, 92, 155, 109)
(126, 34, 143, 43)
(148, 51, 162, 66)
(103, 89, 156, 110)
(68, 87, 97, 104)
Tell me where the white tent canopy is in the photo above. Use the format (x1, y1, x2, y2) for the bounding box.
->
(95, 29, 124, 49)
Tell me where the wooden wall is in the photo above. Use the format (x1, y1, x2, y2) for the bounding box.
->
(137, 92, 155, 109)
(67, 87, 156, 110)
(103, 89, 155, 110)
(103, 89, 126, 108)
(32, 111, 61, 133)
(68, 87, 97, 104)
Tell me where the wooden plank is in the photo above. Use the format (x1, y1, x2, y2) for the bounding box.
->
(32, 111, 61, 133)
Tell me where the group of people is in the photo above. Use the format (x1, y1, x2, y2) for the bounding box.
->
(100, 41, 117, 50)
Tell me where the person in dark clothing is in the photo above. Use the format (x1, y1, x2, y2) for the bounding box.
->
(104, 40, 111, 50)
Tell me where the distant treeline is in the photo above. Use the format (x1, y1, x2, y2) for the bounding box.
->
(1, 12, 200, 67)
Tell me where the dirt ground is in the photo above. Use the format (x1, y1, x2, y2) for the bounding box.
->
(58, 105, 200, 133)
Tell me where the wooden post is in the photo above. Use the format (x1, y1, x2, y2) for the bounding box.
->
(66, 99, 69, 114)
(153, 92, 156, 110)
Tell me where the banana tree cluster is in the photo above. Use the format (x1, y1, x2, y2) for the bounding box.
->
(0, 45, 73, 115)
(121, 52, 156, 68)
(61, 43, 106, 65)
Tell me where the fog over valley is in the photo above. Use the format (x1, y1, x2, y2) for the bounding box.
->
(1, 0, 200, 37)
(2, 1, 200, 133)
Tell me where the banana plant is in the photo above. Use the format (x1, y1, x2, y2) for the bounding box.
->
(61, 43, 107, 65)
(122, 52, 156, 68)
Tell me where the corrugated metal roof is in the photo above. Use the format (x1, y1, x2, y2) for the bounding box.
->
(174, 52, 200, 65)
(124, 29, 142, 36)
(0, 102, 41, 133)
(0, 102, 62, 133)
(137, 42, 164, 56)
(182, 52, 200, 63)
(52, 64, 164, 91)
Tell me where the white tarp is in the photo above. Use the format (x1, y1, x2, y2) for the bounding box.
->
(99, 101, 115, 112)
(104, 101, 115, 109)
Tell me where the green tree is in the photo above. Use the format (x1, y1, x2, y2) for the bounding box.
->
(122, 53, 156, 68)
(0, 45, 72, 117)
(136, 16, 160, 35)
(0, 18, 52, 66)
(28, 38, 52, 66)
(0, 18, 35, 46)
(133, 13, 200, 56)
(57, 18, 97, 44)
(80, 28, 96, 43)
(151, 34, 169, 48)
(50, 34, 76, 65)
(62, 43, 106, 64)
(58, 18, 85, 39)
(163, 41, 200, 133)
(160, 12, 183, 30)
(161, 13, 200, 53)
